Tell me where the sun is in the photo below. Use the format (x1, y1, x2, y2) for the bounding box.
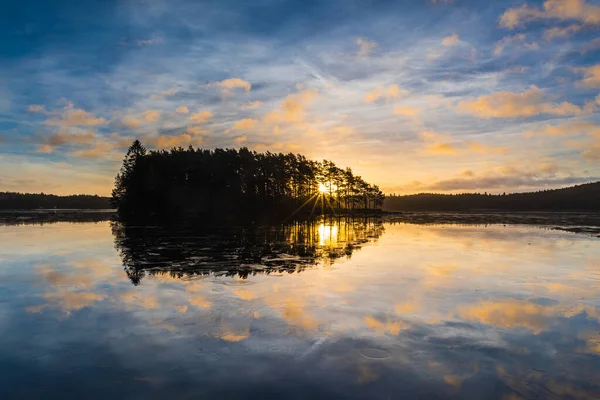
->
(318, 183, 328, 193)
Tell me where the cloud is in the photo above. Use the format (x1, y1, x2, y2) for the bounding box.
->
(467, 141, 509, 155)
(524, 121, 600, 136)
(146, 133, 202, 149)
(364, 84, 409, 103)
(44, 104, 107, 127)
(136, 37, 163, 46)
(419, 131, 509, 157)
(234, 135, 247, 144)
(393, 105, 422, 117)
(241, 101, 262, 110)
(189, 110, 214, 123)
(456, 86, 593, 118)
(176, 106, 189, 114)
(35, 130, 96, 154)
(208, 78, 251, 93)
(28, 104, 47, 113)
(356, 37, 377, 56)
(143, 110, 161, 122)
(186, 125, 206, 136)
(423, 142, 460, 155)
(231, 118, 258, 130)
(423, 165, 596, 191)
(442, 33, 460, 47)
(119, 110, 161, 128)
(494, 34, 539, 55)
(500, 0, 600, 29)
(544, 24, 582, 40)
(582, 141, 600, 161)
(575, 64, 600, 87)
(71, 141, 114, 159)
(262, 89, 319, 124)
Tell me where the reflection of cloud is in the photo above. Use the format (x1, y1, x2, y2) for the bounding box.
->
(220, 326, 250, 342)
(120, 290, 160, 309)
(458, 300, 600, 334)
(364, 316, 408, 335)
(27, 291, 105, 315)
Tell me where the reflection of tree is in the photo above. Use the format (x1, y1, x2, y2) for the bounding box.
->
(111, 216, 385, 285)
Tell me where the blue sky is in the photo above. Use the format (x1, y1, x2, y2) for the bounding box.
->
(1, 0, 600, 195)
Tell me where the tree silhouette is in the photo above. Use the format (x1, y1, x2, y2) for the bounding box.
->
(111, 141, 385, 222)
(384, 182, 600, 212)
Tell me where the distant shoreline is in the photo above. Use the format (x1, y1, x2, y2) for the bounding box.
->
(1, 209, 599, 237)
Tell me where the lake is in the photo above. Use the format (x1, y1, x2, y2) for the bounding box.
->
(1, 216, 600, 399)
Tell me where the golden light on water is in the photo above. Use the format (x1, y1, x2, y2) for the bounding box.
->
(318, 223, 339, 246)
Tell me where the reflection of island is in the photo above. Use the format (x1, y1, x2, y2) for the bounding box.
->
(112, 216, 385, 284)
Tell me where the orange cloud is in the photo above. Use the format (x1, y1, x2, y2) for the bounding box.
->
(467, 141, 509, 155)
(234, 135, 247, 144)
(143, 110, 161, 122)
(524, 121, 600, 136)
(44, 105, 107, 127)
(456, 86, 592, 118)
(147, 133, 199, 149)
(423, 142, 460, 155)
(364, 84, 408, 103)
(186, 125, 206, 136)
(394, 105, 422, 117)
(121, 115, 143, 129)
(262, 89, 319, 124)
(71, 141, 114, 159)
(442, 33, 460, 47)
(176, 106, 189, 114)
(500, 0, 600, 29)
(544, 23, 582, 40)
(575, 64, 600, 87)
(208, 78, 251, 93)
(189, 110, 213, 123)
(241, 101, 262, 110)
(356, 37, 377, 56)
(494, 34, 539, 55)
(28, 104, 47, 113)
(232, 118, 258, 130)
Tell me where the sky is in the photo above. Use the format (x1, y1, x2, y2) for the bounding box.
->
(1, 0, 600, 196)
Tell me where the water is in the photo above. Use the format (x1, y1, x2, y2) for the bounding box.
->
(1, 217, 600, 399)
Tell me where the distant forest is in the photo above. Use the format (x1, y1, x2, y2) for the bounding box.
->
(384, 182, 600, 211)
(112, 140, 385, 221)
(0, 192, 111, 210)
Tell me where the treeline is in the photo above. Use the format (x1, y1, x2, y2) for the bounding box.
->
(384, 182, 600, 211)
(112, 140, 385, 221)
(0, 192, 111, 210)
